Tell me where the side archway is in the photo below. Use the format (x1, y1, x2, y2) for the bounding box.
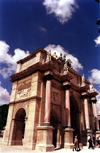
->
(14, 108, 26, 145)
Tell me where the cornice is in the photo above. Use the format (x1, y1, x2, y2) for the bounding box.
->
(9, 95, 41, 104)
(88, 89, 98, 97)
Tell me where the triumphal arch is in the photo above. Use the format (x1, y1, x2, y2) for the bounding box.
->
(3, 48, 100, 151)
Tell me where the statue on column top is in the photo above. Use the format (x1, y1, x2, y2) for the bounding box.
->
(82, 73, 85, 86)
(63, 62, 68, 74)
(46, 50, 51, 62)
(66, 59, 72, 67)
(62, 54, 66, 63)
(58, 53, 62, 61)
(91, 80, 94, 90)
(53, 52, 57, 59)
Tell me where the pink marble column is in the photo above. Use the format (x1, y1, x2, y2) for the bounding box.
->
(93, 100, 99, 131)
(83, 95, 90, 130)
(44, 74, 53, 125)
(64, 84, 71, 128)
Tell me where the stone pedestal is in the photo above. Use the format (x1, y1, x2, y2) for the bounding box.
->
(36, 126, 54, 152)
(64, 128, 74, 149)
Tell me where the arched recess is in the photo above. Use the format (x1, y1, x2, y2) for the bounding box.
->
(70, 96, 81, 143)
(50, 109, 59, 148)
(13, 108, 26, 145)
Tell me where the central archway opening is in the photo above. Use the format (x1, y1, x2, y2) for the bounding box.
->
(50, 110, 59, 148)
(14, 108, 26, 145)
(70, 97, 81, 143)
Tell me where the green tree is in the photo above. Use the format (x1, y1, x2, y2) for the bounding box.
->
(0, 104, 9, 131)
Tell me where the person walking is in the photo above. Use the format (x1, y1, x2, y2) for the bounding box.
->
(73, 135, 78, 151)
(92, 135, 95, 148)
(88, 136, 94, 149)
(96, 136, 100, 148)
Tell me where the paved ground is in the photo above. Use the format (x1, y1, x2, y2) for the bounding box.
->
(0, 138, 100, 153)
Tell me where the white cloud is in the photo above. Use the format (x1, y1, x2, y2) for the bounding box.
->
(0, 41, 30, 79)
(0, 82, 10, 105)
(44, 44, 83, 72)
(88, 69, 100, 84)
(39, 26, 47, 32)
(94, 36, 100, 47)
(43, 0, 78, 24)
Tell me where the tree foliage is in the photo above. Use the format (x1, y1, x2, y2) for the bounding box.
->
(0, 104, 9, 130)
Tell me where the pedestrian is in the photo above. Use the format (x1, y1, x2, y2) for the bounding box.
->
(87, 135, 90, 148)
(92, 135, 95, 147)
(96, 136, 100, 148)
(88, 136, 94, 149)
(73, 135, 78, 151)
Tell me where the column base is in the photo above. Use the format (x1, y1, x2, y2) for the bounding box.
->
(36, 126, 54, 152)
(23, 140, 36, 150)
(36, 144, 54, 152)
(64, 128, 74, 149)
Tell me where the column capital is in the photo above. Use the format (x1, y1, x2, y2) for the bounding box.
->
(81, 92, 88, 99)
(44, 71, 53, 81)
(93, 99, 97, 103)
(83, 95, 88, 99)
(63, 81, 71, 90)
(90, 97, 97, 103)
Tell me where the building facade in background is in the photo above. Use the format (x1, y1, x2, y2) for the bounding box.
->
(2, 49, 100, 151)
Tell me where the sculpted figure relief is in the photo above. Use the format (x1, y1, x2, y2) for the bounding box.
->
(17, 87, 31, 100)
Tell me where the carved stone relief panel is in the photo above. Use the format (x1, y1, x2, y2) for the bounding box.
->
(16, 76, 32, 100)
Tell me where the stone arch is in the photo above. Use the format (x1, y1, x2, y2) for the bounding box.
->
(70, 96, 81, 143)
(13, 108, 26, 145)
(13, 103, 28, 120)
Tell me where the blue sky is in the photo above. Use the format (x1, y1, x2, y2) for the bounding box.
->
(0, 0, 100, 114)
